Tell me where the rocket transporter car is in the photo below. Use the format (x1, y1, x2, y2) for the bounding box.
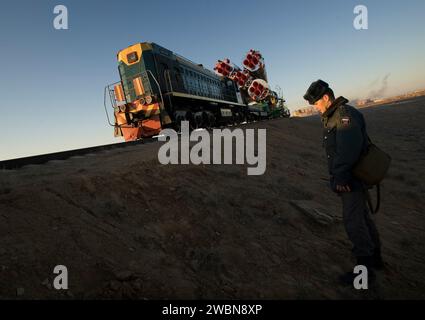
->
(104, 42, 290, 141)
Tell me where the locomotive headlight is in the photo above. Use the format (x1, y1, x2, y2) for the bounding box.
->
(127, 51, 139, 64)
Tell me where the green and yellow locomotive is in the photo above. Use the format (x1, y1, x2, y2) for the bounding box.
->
(104, 42, 288, 141)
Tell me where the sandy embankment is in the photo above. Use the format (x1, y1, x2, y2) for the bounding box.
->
(0, 97, 424, 299)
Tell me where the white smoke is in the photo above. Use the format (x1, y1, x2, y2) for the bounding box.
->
(368, 73, 391, 99)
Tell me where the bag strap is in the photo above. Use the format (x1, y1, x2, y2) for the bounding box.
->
(361, 133, 372, 154)
(366, 184, 381, 214)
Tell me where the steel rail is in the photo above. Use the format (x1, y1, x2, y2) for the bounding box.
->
(0, 138, 155, 170)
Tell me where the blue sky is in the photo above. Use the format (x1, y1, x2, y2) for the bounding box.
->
(0, 0, 424, 160)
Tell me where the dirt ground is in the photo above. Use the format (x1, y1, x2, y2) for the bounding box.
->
(0, 96, 424, 299)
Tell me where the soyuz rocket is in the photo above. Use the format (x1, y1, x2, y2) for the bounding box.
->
(213, 49, 276, 104)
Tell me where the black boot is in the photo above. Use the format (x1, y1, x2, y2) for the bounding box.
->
(372, 248, 385, 270)
(339, 256, 375, 286)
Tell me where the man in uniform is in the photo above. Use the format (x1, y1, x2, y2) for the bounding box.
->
(303, 80, 384, 285)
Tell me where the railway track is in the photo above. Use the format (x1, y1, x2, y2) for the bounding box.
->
(0, 117, 288, 171)
(0, 138, 155, 170)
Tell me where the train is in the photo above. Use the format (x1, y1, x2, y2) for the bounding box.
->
(104, 42, 290, 141)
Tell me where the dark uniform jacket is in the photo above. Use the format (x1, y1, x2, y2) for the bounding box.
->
(321, 96, 368, 192)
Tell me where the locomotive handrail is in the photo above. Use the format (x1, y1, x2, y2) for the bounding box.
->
(103, 84, 118, 127)
(103, 70, 166, 129)
(145, 69, 166, 117)
(103, 81, 135, 128)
